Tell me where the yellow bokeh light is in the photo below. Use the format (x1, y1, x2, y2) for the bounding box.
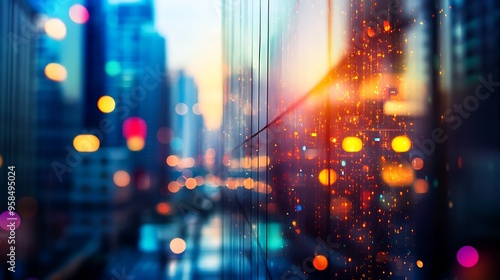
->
(185, 178, 197, 190)
(243, 178, 254, 189)
(73, 134, 100, 152)
(391, 135, 412, 152)
(113, 170, 130, 187)
(97, 95, 115, 113)
(166, 155, 179, 167)
(416, 260, 424, 268)
(318, 169, 337, 186)
(381, 164, 415, 187)
(170, 238, 186, 254)
(0, 154, 3, 167)
(127, 136, 145, 151)
(342, 137, 363, 152)
(44, 18, 66, 40)
(44, 63, 67, 82)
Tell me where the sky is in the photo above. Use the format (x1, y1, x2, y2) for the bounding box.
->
(154, 0, 223, 130)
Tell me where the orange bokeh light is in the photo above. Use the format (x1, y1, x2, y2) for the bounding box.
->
(313, 255, 328, 271)
(185, 178, 197, 190)
(167, 181, 181, 193)
(113, 171, 130, 187)
(166, 155, 179, 167)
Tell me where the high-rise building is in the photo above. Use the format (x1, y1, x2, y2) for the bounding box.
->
(82, 0, 169, 194)
(169, 70, 203, 160)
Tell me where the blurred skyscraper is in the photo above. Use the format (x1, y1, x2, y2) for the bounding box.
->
(169, 70, 203, 160)
(82, 0, 169, 193)
(0, 0, 37, 278)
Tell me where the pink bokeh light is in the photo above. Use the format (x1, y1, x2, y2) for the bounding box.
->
(457, 246, 479, 268)
(69, 4, 89, 24)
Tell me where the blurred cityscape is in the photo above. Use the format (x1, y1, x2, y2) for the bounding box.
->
(0, 0, 500, 279)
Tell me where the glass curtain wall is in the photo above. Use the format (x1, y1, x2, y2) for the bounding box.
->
(221, 0, 440, 279)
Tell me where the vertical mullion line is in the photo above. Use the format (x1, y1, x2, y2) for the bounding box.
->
(248, 0, 254, 277)
(221, 1, 228, 276)
(326, 0, 333, 265)
(238, 1, 243, 277)
(265, 0, 270, 278)
(256, 0, 263, 276)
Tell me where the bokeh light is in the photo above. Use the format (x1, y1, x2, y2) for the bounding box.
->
(69, 4, 89, 24)
(170, 238, 187, 254)
(167, 181, 181, 193)
(195, 176, 205, 186)
(126, 136, 145, 151)
(192, 103, 202, 115)
(416, 260, 424, 268)
(342, 137, 363, 152)
(383, 20, 391, 32)
(330, 197, 352, 218)
(123, 117, 147, 140)
(156, 127, 173, 144)
(73, 134, 100, 152)
(391, 135, 412, 152)
(97, 95, 116, 113)
(312, 255, 328, 271)
(105, 61, 121, 76)
(381, 163, 415, 187)
(113, 170, 130, 187)
(178, 157, 195, 169)
(457, 246, 479, 268)
(166, 155, 179, 167)
(44, 18, 66, 40)
(413, 179, 429, 194)
(243, 178, 254, 189)
(175, 103, 188, 115)
(367, 27, 376, 37)
(412, 157, 424, 170)
(0, 211, 21, 230)
(185, 178, 197, 190)
(318, 168, 337, 186)
(156, 202, 171, 215)
(44, 63, 67, 82)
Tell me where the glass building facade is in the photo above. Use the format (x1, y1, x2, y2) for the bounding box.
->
(220, 0, 500, 279)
